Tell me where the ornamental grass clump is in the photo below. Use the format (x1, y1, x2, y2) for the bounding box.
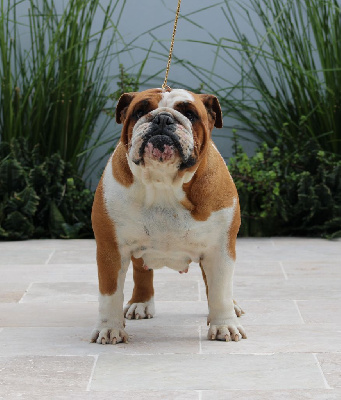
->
(220, 0, 341, 156)
(0, 0, 125, 178)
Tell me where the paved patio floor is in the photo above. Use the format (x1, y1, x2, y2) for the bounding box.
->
(0, 238, 340, 399)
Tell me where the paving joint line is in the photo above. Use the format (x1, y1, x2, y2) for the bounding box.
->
(313, 353, 333, 389)
(18, 282, 34, 303)
(198, 326, 202, 354)
(293, 300, 305, 324)
(197, 280, 202, 302)
(45, 249, 56, 265)
(279, 261, 288, 280)
(86, 354, 99, 392)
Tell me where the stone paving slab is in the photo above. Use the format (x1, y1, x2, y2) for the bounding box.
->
(202, 389, 341, 400)
(91, 353, 326, 391)
(20, 280, 201, 303)
(0, 390, 200, 400)
(0, 248, 54, 265)
(233, 276, 341, 300)
(0, 282, 28, 303)
(0, 299, 304, 328)
(200, 324, 341, 354)
(0, 326, 201, 357)
(0, 238, 340, 399)
(0, 303, 98, 327)
(3, 322, 339, 358)
(0, 355, 94, 396)
(0, 264, 98, 284)
(296, 299, 341, 324)
(317, 353, 341, 388)
(281, 261, 341, 277)
(2, 389, 341, 400)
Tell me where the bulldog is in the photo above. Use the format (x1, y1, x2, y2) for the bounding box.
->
(91, 88, 246, 344)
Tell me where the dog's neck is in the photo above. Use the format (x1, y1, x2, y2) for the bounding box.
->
(127, 156, 196, 208)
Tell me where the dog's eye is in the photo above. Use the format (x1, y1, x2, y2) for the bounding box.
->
(135, 109, 147, 120)
(184, 110, 197, 123)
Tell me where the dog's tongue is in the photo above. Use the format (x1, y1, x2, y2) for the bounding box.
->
(145, 142, 175, 161)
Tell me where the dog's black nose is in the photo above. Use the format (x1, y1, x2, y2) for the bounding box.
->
(152, 112, 175, 129)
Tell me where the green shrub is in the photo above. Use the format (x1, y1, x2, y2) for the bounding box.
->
(0, 139, 94, 240)
(229, 134, 341, 238)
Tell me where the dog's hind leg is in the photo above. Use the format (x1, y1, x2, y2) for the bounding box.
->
(124, 256, 155, 320)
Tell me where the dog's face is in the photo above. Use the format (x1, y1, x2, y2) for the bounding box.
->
(115, 88, 222, 179)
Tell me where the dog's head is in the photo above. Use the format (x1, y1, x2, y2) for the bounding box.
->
(115, 88, 222, 182)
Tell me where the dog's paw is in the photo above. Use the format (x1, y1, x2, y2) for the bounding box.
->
(91, 325, 128, 345)
(124, 298, 155, 320)
(208, 319, 247, 342)
(233, 299, 245, 317)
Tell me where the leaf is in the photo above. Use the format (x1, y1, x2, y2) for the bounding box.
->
(6, 187, 39, 217)
(49, 201, 66, 238)
(61, 222, 85, 239)
(0, 142, 11, 160)
(0, 226, 9, 239)
(29, 165, 49, 190)
(1, 211, 35, 239)
(0, 159, 27, 195)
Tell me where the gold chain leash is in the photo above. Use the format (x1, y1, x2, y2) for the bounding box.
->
(162, 0, 182, 91)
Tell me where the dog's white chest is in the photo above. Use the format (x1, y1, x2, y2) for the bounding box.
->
(103, 163, 234, 271)
(131, 203, 206, 269)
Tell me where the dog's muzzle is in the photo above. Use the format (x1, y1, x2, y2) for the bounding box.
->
(137, 112, 196, 170)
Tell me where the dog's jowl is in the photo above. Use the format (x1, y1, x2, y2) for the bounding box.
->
(91, 88, 247, 344)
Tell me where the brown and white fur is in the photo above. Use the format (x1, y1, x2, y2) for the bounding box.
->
(91, 88, 246, 344)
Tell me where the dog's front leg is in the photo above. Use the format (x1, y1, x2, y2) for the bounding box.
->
(201, 251, 247, 342)
(91, 180, 129, 345)
(91, 257, 129, 345)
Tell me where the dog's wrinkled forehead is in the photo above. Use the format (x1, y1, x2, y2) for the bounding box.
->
(127, 89, 199, 125)
(157, 89, 194, 108)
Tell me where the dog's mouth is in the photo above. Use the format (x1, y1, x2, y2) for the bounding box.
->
(130, 111, 196, 170)
(143, 135, 176, 162)
(133, 131, 196, 170)
(140, 130, 179, 160)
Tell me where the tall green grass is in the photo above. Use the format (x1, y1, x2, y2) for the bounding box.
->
(0, 0, 126, 177)
(222, 0, 341, 155)
(177, 0, 341, 155)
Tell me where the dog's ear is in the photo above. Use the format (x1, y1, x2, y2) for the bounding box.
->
(116, 92, 137, 124)
(198, 94, 223, 129)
